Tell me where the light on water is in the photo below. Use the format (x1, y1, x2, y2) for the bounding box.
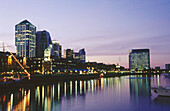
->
(0, 74, 170, 111)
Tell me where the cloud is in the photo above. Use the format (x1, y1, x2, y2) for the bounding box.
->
(85, 34, 170, 56)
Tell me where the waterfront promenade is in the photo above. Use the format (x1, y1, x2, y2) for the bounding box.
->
(0, 72, 162, 89)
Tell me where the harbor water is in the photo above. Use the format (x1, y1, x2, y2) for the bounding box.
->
(0, 74, 170, 111)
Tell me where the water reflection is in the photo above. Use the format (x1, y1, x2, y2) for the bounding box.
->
(0, 75, 170, 111)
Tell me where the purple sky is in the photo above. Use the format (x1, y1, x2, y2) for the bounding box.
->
(0, 0, 170, 68)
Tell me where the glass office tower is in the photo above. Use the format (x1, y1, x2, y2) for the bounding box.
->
(64, 49, 73, 59)
(129, 49, 150, 71)
(15, 20, 36, 58)
(52, 40, 60, 58)
(36, 30, 54, 58)
(79, 48, 86, 63)
(73, 52, 80, 61)
(59, 45, 62, 58)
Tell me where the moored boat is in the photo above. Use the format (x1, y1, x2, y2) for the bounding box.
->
(152, 86, 170, 97)
(0, 76, 29, 88)
(162, 73, 170, 78)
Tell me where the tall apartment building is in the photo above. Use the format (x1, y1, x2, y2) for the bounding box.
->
(15, 20, 36, 58)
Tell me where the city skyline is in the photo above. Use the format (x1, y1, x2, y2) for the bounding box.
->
(1, 0, 170, 68)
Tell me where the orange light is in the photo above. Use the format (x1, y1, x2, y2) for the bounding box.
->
(8, 55, 12, 65)
(9, 52, 30, 77)
(23, 57, 26, 67)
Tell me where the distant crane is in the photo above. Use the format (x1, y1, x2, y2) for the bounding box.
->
(118, 57, 121, 66)
(0, 41, 12, 52)
(116, 57, 121, 69)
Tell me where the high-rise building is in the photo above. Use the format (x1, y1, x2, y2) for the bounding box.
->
(15, 20, 36, 58)
(79, 48, 86, 63)
(129, 49, 150, 71)
(36, 30, 54, 57)
(165, 64, 170, 70)
(73, 52, 80, 61)
(59, 45, 62, 58)
(52, 40, 60, 58)
(64, 49, 73, 59)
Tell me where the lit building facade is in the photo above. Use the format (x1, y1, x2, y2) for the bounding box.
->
(129, 49, 150, 71)
(79, 48, 86, 63)
(64, 49, 73, 59)
(27, 57, 116, 74)
(73, 52, 80, 61)
(36, 30, 54, 58)
(52, 40, 61, 58)
(15, 20, 36, 58)
(0, 51, 27, 73)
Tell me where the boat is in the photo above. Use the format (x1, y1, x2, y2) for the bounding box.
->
(0, 76, 29, 88)
(162, 73, 170, 78)
(151, 89, 158, 100)
(164, 74, 170, 78)
(152, 86, 170, 97)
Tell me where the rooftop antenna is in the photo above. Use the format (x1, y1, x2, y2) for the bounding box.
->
(118, 57, 121, 66)
(116, 57, 121, 69)
(0, 41, 12, 52)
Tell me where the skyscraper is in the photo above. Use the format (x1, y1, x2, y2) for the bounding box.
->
(15, 20, 36, 58)
(73, 52, 80, 61)
(59, 45, 62, 58)
(36, 30, 54, 57)
(52, 40, 60, 58)
(64, 49, 73, 59)
(79, 48, 86, 63)
(129, 49, 150, 71)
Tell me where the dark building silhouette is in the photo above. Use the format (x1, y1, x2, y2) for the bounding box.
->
(36, 30, 54, 57)
(155, 66, 160, 70)
(165, 64, 170, 70)
(59, 45, 62, 58)
(79, 49, 86, 63)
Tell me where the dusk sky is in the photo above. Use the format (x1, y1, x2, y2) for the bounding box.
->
(0, 0, 170, 68)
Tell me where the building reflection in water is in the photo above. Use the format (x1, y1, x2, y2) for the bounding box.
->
(1, 75, 168, 111)
(128, 75, 151, 106)
(0, 79, 99, 110)
(3, 89, 31, 111)
(151, 74, 170, 88)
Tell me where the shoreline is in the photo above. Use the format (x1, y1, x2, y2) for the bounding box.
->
(0, 72, 161, 87)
